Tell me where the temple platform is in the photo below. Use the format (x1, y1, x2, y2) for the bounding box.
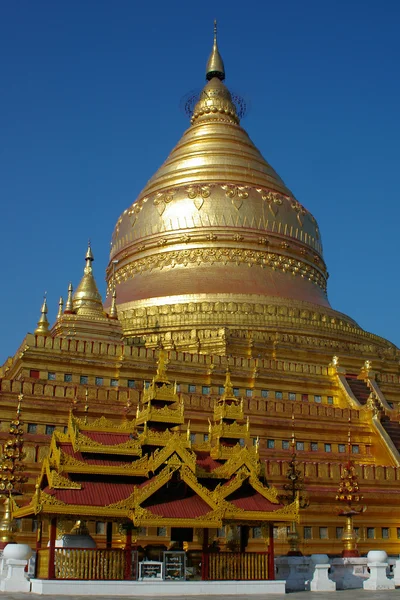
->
(30, 579, 286, 596)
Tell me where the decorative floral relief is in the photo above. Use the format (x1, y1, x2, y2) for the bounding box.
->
(153, 191, 174, 216)
(187, 185, 211, 210)
(291, 199, 307, 226)
(221, 185, 249, 210)
(128, 197, 147, 226)
(256, 189, 284, 217)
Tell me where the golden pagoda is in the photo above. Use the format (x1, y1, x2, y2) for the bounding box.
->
(2, 24, 400, 568)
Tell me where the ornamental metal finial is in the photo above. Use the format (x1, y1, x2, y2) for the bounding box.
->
(84, 240, 94, 274)
(206, 19, 225, 81)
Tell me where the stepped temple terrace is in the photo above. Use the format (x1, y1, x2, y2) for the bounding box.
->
(2, 22, 400, 592)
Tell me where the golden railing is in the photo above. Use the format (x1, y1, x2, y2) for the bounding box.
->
(205, 552, 269, 580)
(53, 549, 126, 580)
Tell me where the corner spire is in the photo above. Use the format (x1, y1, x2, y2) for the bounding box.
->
(206, 20, 225, 81)
(57, 296, 64, 320)
(109, 288, 118, 319)
(34, 294, 50, 335)
(64, 283, 74, 313)
(109, 259, 118, 319)
(73, 243, 103, 315)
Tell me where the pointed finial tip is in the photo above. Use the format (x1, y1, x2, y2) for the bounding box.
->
(85, 241, 94, 262)
(206, 20, 225, 81)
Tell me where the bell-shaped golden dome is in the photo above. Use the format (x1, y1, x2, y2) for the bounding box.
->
(106, 27, 356, 353)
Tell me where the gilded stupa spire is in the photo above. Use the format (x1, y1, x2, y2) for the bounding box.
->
(109, 260, 118, 319)
(191, 23, 238, 126)
(109, 288, 118, 319)
(206, 20, 225, 81)
(72, 243, 104, 316)
(64, 283, 74, 313)
(34, 294, 50, 335)
(57, 296, 64, 320)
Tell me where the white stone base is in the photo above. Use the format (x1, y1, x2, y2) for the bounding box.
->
(275, 556, 311, 591)
(393, 558, 400, 586)
(330, 557, 369, 590)
(0, 558, 31, 592)
(363, 562, 395, 591)
(31, 578, 286, 595)
(310, 564, 336, 592)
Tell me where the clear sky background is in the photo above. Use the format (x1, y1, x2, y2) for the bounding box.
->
(1, 0, 400, 362)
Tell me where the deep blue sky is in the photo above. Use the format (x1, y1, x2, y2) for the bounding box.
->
(1, 1, 400, 362)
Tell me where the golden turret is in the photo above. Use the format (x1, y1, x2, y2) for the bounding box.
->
(73, 243, 103, 316)
(57, 296, 64, 319)
(109, 288, 118, 319)
(64, 283, 74, 313)
(34, 296, 50, 335)
(51, 244, 122, 341)
(209, 368, 249, 458)
(136, 348, 184, 430)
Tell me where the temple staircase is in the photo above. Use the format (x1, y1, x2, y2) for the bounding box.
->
(380, 417, 400, 453)
(345, 375, 370, 406)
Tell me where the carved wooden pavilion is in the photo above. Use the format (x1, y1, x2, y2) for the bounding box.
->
(13, 354, 298, 580)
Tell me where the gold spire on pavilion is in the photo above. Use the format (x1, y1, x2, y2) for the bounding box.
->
(137, 348, 184, 429)
(210, 369, 249, 459)
(34, 295, 50, 335)
(73, 243, 104, 316)
(206, 20, 225, 81)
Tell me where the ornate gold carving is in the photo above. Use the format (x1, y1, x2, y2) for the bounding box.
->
(117, 248, 326, 291)
(187, 185, 210, 210)
(126, 196, 148, 227)
(153, 191, 174, 216)
(221, 184, 249, 210)
(72, 414, 136, 433)
(257, 189, 285, 216)
(49, 471, 81, 490)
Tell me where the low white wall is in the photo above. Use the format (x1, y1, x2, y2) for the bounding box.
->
(31, 579, 286, 596)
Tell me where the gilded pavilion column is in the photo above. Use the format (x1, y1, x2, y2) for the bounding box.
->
(267, 524, 275, 580)
(124, 528, 132, 580)
(48, 517, 57, 580)
(201, 528, 209, 580)
(106, 522, 113, 549)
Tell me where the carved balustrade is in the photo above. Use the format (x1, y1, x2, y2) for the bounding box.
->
(204, 552, 269, 580)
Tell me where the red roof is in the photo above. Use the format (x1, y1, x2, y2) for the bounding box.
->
(146, 494, 211, 518)
(44, 481, 134, 506)
(229, 491, 282, 512)
(60, 443, 132, 467)
(196, 453, 222, 472)
(81, 431, 132, 446)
